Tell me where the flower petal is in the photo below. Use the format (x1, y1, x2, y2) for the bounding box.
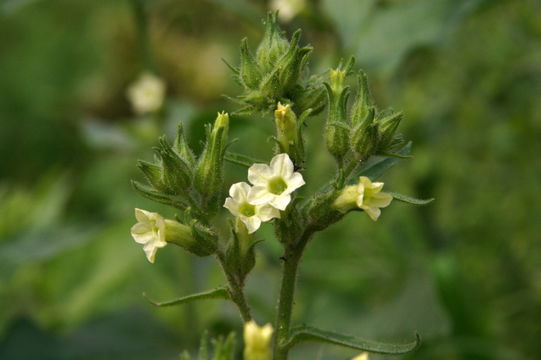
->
(248, 164, 273, 185)
(257, 204, 281, 221)
(131, 222, 151, 235)
(135, 208, 151, 223)
(362, 206, 381, 221)
(229, 182, 250, 200)
(367, 192, 393, 208)
(270, 153, 294, 178)
(242, 216, 261, 234)
(247, 185, 274, 205)
(270, 194, 291, 211)
(285, 172, 305, 193)
(224, 197, 240, 216)
(131, 231, 154, 245)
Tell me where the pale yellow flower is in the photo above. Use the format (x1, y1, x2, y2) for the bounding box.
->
(247, 153, 305, 211)
(130, 208, 168, 263)
(351, 352, 369, 360)
(244, 320, 273, 360)
(224, 182, 280, 234)
(333, 176, 393, 221)
(127, 72, 165, 114)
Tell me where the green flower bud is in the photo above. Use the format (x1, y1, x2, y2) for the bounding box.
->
(276, 30, 312, 92)
(194, 112, 229, 200)
(155, 136, 192, 195)
(324, 79, 350, 163)
(351, 70, 374, 127)
(377, 111, 403, 152)
(136, 160, 165, 192)
(256, 12, 289, 71)
(239, 38, 263, 89)
(227, 12, 317, 115)
(351, 111, 378, 160)
(173, 121, 196, 168)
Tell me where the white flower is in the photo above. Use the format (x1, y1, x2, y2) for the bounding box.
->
(244, 320, 273, 360)
(247, 153, 305, 211)
(127, 72, 165, 115)
(224, 182, 280, 234)
(270, 0, 306, 22)
(130, 208, 168, 263)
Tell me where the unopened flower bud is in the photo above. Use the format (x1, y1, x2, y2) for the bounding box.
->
(155, 136, 192, 195)
(244, 321, 273, 360)
(276, 30, 313, 91)
(274, 102, 304, 165)
(324, 76, 350, 163)
(377, 111, 403, 152)
(136, 160, 165, 192)
(256, 12, 289, 72)
(194, 112, 229, 200)
(329, 68, 346, 96)
(351, 70, 374, 127)
(351, 108, 378, 159)
(239, 38, 263, 89)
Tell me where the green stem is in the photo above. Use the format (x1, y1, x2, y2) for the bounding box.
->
(273, 232, 312, 360)
(217, 255, 252, 322)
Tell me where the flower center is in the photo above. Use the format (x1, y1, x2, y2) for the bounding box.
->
(239, 202, 256, 217)
(268, 177, 287, 195)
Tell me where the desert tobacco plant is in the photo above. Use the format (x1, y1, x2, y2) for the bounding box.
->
(130, 13, 432, 360)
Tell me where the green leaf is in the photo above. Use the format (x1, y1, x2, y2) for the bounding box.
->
(143, 287, 230, 308)
(390, 192, 434, 205)
(224, 151, 265, 167)
(356, 141, 412, 180)
(284, 325, 420, 354)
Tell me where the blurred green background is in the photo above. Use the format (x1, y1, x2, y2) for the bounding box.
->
(1, 0, 540, 359)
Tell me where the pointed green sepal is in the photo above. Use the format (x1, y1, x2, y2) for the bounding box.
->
(173, 121, 196, 168)
(156, 136, 192, 194)
(136, 160, 165, 191)
(194, 112, 229, 201)
(131, 180, 186, 209)
(351, 70, 374, 126)
(239, 38, 262, 89)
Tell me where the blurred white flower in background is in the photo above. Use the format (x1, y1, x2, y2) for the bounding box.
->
(270, 0, 306, 22)
(127, 72, 165, 115)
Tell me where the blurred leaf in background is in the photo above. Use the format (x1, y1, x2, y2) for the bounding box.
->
(0, 0, 540, 359)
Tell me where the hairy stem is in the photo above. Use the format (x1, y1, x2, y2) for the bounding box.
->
(217, 255, 252, 322)
(273, 232, 312, 360)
